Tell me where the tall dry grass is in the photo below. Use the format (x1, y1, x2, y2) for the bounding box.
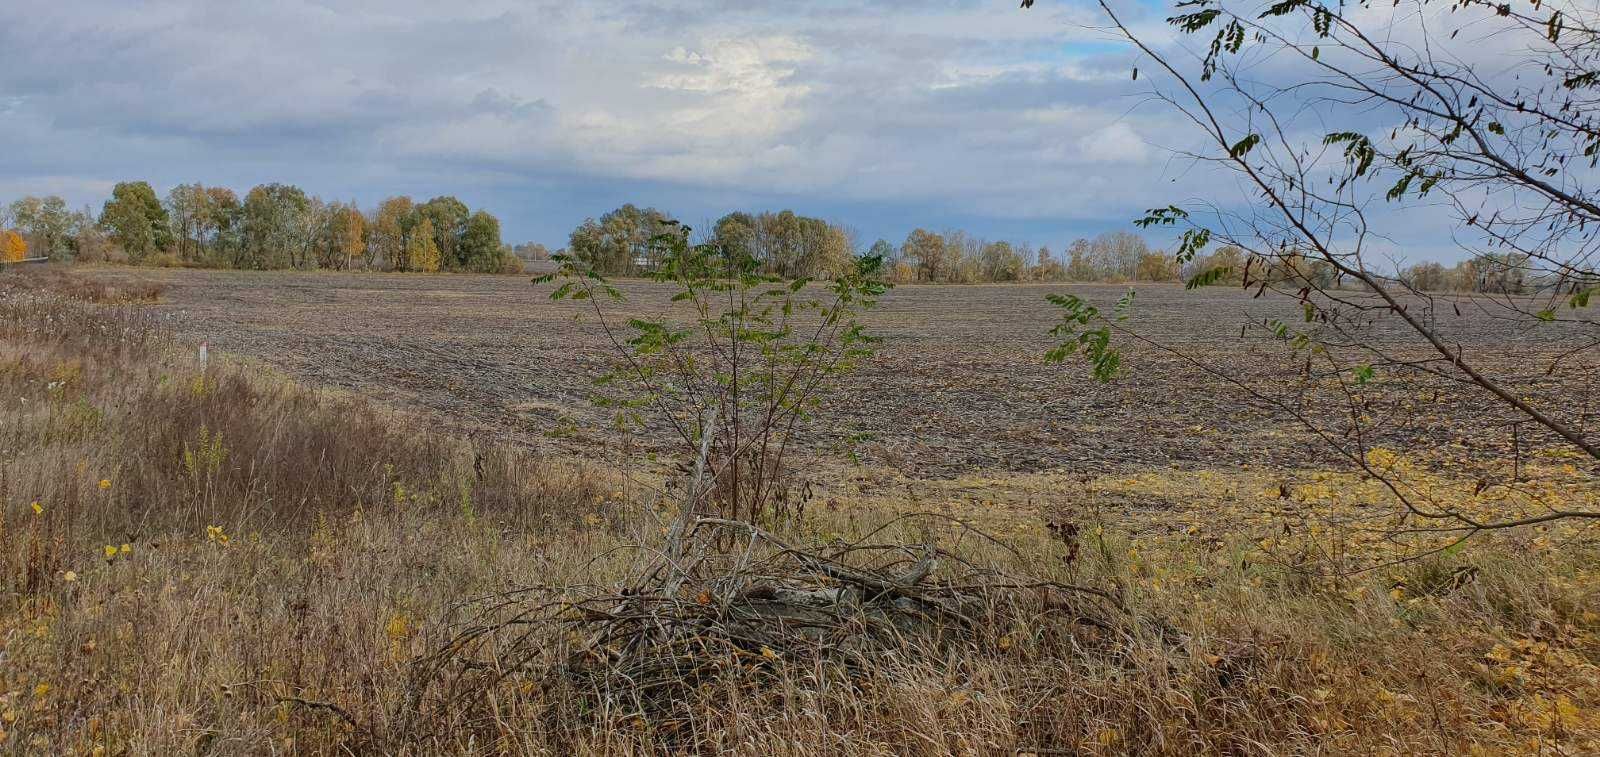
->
(0, 267, 1595, 755)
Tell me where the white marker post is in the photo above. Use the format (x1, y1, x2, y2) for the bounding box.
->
(199, 341, 209, 370)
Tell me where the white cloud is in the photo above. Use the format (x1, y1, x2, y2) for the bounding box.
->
(1076, 123, 1149, 164)
(1, 0, 1489, 256)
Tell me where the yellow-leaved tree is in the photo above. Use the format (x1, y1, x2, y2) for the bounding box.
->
(405, 217, 441, 273)
(1, 230, 28, 262)
(338, 205, 366, 270)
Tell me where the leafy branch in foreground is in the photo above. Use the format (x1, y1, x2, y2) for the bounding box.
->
(1044, 290, 1133, 381)
(1028, 0, 1600, 553)
(538, 220, 889, 527)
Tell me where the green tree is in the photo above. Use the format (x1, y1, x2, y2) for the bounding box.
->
(165, 184, 213, 263)
(458, 210, 504, 272)
(569, 204, 675, 275)
(418, 196, 469, 269)
(8, 195, 74, 260)
(99, 182, 171, 263)
(239, 183, 310, 269)
(204, 187, 242, 262)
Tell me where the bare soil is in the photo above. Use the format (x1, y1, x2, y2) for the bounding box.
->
(90, 267, 1597, 479)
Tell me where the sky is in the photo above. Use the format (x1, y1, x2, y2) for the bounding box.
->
(0, 0, 1501, 260)
(0, 0, 1217, 250)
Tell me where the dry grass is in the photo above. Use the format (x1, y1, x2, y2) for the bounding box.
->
(1, 265, 165, 305)
(0, 268, 1597, 755)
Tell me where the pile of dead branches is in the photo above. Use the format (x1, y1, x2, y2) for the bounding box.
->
(401, 515, 1129, 746)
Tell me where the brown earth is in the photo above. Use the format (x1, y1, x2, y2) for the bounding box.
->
(87, 266, 1596, 481)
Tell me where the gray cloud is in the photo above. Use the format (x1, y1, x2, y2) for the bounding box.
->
(0, 0, 1466, 258)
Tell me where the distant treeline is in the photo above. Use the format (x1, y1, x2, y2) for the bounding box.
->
(1397, 254, 1553, 295)
(2, 190, 1556, 293)
(1, 183, 522, 273)
(561, 204, 1253, 285)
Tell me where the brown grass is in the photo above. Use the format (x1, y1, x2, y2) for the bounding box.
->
(1, 265, 165, 305)
(0, 270, 1596, 755)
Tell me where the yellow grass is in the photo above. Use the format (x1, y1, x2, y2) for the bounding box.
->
(1, 270, 1597, 754)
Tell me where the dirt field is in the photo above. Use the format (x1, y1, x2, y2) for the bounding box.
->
(92, 267, 1595, 483)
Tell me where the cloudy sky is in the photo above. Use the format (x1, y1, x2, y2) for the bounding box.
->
(2, 0, 1497, 261)
(1, 0, 1223, 249)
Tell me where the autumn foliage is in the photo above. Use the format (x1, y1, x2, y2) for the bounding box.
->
(0, 230, 27, 263)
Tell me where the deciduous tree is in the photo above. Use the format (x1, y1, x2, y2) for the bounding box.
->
(0, 230, 27, 262)
(569, 204, 675, 275)
(405, 216, 441, 272)
(8, 196, 73, 260)
(239, 183, 310, 269)
(458, 210, 504, 272)
(418, 196, 470, 269)
(99, 182, 171, 263)
(900, 228, 948, 283)
(369, 196, 415, 271)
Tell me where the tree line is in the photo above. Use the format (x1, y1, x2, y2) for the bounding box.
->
(561, 206, 1574, 294)
(1397, 254, 1550, 295)
(1, 182, 521, 273)
(562, 206, 1336, 286)
(564, 205, 1185, 284)
(565, 208, 1263, 286)
(4, 188, 1553, 293)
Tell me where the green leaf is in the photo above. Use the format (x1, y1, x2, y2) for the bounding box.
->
(1229, 133, 1261, 158)
(1043, 294, 1122, 381)
(1260, 0, 1308, 18)
(1135, 205, 1189, 229)
(1175, 227, 1211, 263)
(1114, 289, 1136, 321)
(1168, 8, 1222, 33)
(1353, 364, 1374, 385)
(1323, 132, 1375, 181)
(1386, 172, 1414, 201)
(1185, 266, 1232, 289)
(1535, 308, 1556, 322)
